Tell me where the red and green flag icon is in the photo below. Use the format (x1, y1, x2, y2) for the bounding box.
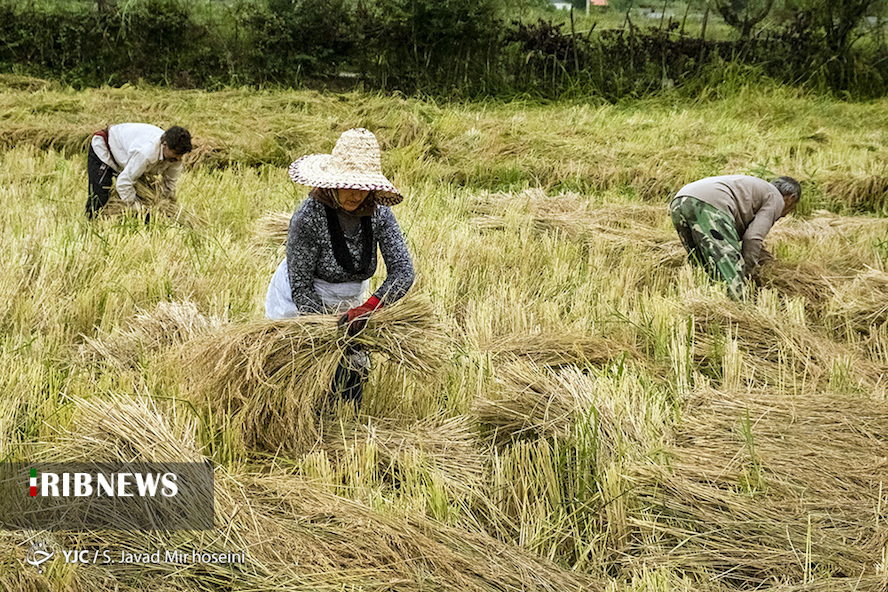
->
(30, 468, 37, 497)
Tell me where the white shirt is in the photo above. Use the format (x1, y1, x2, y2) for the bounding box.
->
(90, 123, 182, 203)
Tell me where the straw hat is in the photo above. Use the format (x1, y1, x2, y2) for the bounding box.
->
(288, 128, 402, 206)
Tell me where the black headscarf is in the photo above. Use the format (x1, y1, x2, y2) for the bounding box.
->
(311, 188, 375, 276)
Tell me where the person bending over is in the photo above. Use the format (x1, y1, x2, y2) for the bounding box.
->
(670, 174, 801, 299)
(86, 123, 192, 218)
(265, 128, 415, 406)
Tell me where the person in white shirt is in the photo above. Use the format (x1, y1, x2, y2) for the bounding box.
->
(86, 123, 192, 218)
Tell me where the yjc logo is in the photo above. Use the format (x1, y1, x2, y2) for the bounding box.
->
(25, 543, 54, 573)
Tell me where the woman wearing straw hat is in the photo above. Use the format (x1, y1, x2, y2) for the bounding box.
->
(265, 128, 415, 405)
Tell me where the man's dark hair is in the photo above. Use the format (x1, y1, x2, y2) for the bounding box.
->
(772, 176, 801, 203)
(162, 126, 193, 155)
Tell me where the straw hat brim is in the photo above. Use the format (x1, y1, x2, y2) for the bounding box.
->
(288, 155, 402, 206)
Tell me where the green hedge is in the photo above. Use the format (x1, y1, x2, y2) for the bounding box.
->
(1, 0, 886, 98)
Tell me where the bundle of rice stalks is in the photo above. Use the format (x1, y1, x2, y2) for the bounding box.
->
(625, 388, 888, 586)
(768, 210, 888, 247)
(100, 175, 204, 227)
(30, 395, 602, 592)
(474, 361, 629, 455)
(823, 268, 888, 332)
(474, 361, 589, 444)
(478, 329, 638, 368)
(469, 191, 684, 267)
(254, 210, 292, 247)
(1, 395, 221, 533)
(180, 295, 449, 453)
(45, 394, 204, 465)
(80, 301, 224, 370)
(319, 416, 487, 501)
(752, 259, 841, 311)
(754, 261, 888, 334)
(685, 295, 887, 390)
(820, 173, 888, 212)
(239, 472, 604, 592)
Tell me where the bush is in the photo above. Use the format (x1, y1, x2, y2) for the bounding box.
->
(249, 0, 356, 82)
(0, 0, 886, 97)
(355, 0, 507, 94)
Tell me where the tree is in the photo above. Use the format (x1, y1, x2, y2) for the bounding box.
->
(799, 0, 878, 55)
(794, 0, 884, 89)
(716, 0, 775, 38)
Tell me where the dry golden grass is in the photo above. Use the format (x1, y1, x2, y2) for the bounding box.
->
(179, 296, 449, 453)
(101, 176, 205, 227)
(79, 300, 224, 370)
(627, 388, 888, 587)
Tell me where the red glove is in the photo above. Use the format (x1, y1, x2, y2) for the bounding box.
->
(338, 296, 382, 335)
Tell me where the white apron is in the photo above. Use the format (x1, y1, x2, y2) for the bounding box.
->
(265, 257, 369, 319)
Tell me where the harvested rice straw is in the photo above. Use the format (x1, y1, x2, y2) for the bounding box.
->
(474, 361, 629, 455)
(822, 267, 888, 331)
(685, 295, 888, 390)
(319, 416, 488, 501)
(41, 396, 602, 592)
(754, 260, 888, 334)
(469, 191, 684, 266)
(477, 329, 638, 367)
(255, 211, 292, 247)
(752, 259, 841, 311)
(474, 361, 582, 443)
(101, 175, 204, 227)
(6, 396, 218, 532)
(626, 388, 888, 585)
(769, 209, 888, 245)
(821, 174, 888, 211)
(80, 300, 224, 369)
(240, 472, 604, 592)
(180, 295, 448, 452)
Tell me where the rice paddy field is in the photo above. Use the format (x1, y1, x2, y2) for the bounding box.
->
(1, 73, 887, 591)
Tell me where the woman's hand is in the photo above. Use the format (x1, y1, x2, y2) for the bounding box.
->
(338, 296, 382, 336)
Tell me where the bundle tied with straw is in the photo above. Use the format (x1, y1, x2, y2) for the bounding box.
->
(180, 295, 449, 453)
(101, 174, 203, 226)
